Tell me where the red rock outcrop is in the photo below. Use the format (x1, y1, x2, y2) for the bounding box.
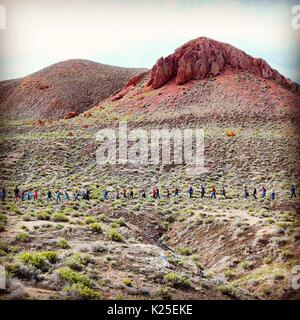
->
(147, 37, 298, 92)
(64, 111, 78, 120)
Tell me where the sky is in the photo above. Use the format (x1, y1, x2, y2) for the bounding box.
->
(0, 0, 299, 82)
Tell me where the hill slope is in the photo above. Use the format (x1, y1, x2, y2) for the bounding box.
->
(101, 37, 299, 123)
(0, 59, 146, 120)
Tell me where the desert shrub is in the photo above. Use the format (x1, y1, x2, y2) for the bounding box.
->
(36, 211, 51, 220)
(273, 271, 285, 280)
(155, 287, 172, 300)
(164, 272, 191, 289)
(177, 247, 193, 256)
(0, 214, 7, 222)
(67, 253, 92, 271)
(111, 218, 126, 228)
(58, 267, 91, 287)
(6, 263, 22, 276)
(51, 212, 69, 222)
(240, 260, 252, 270)
(204, 216, 215, 224)
(123, 278, 133, 287)
(281, 249, 292, 260)
(224, 269, 236, 279)
(19, 251, 58, 271)
(57, 237, 68, 249)
(218, 285, 239, 298)
(263, 256, 272, 265)
(15, 232, 30, 242)
(108, 228, 124, 242)
(90, 222, 103, 233)
(85, 216, 97, 224)
(64, 283, 100, 300)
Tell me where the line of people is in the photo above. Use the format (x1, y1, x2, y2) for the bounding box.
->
(0, 185, 297, 203)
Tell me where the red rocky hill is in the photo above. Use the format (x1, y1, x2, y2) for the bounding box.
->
(99, 37, 299, 123)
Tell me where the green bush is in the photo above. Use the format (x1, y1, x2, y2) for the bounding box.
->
(64, 283, 100, 300)
(281, 249, 292, 260)
(108, 228, 124, 242)
(123, 278, 133, 287)
(57, 237, 68, 249)
(155, 287, 172, 300)
(36, 211, 51, 220)
(51, 212, 69, 222)
(164, 272, 191, 289)
(240, 260, 252, 270)
(111, 218, 126, 228)
(85, 216, 97, 224)
(15, 232, 30, 242)
(58, 267, 91, 287)
(218, 285, 239, 298)
(19, 251, 58, 271)
(90, 222, 102, 233)
(263, 257, 272, 265)
(224, 269, 236, 279)
(177, 247, 192, 256)
(67, 253, 92, 271)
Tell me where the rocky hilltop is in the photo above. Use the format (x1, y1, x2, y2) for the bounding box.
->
(147, 37, 299, 92)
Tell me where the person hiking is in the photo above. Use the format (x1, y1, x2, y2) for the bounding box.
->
(116, 188, 120, 199)
(47, 190, 52, 202)
(74, 191, 80, 201)
(152, 187, 157, 199)
(156, 187, 160, 199)
(188, 186, 193, 198)
(1, 188, 6, 202)
(166, 189, 170, 198)
(261, 187, 267, 198)
(128, 188, 134, 199)
(27, 190, 33, 201)
(291, 185, 297, 198)
(141, 189, 146, 199)
(82, 190, 87, 200)
(21, 191, 25, 201)
(86, 189, 90, 201)
(64, 191, 70, 201)
(123, 188, 127, 199)
(174, 187, 179, 197)
(271, 189, 276, 200)
(55, 190, 62, 203)
(33, 190, 38, 201)
(211, 186, 216, 199)
(103, 190, 109, 201)
(200, 185, 205, 198)
(222, 186, 227, 199)
(14, 186, 20, 201)
(244, 187, 249, 199)
(253, 187, 258, 200)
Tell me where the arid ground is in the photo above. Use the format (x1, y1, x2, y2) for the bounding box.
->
(0, 38, 299, 300)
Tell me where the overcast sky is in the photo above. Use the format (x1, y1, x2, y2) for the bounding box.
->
(0, 0, 299, 82)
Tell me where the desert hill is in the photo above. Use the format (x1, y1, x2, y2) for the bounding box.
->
(99, 37, 299, 123)
(0, 59, 146, 120)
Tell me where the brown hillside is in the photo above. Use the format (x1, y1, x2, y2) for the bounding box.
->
(0, 59, 146, 120)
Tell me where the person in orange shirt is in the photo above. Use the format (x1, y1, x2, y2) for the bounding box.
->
(211, 186, 216, 199)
